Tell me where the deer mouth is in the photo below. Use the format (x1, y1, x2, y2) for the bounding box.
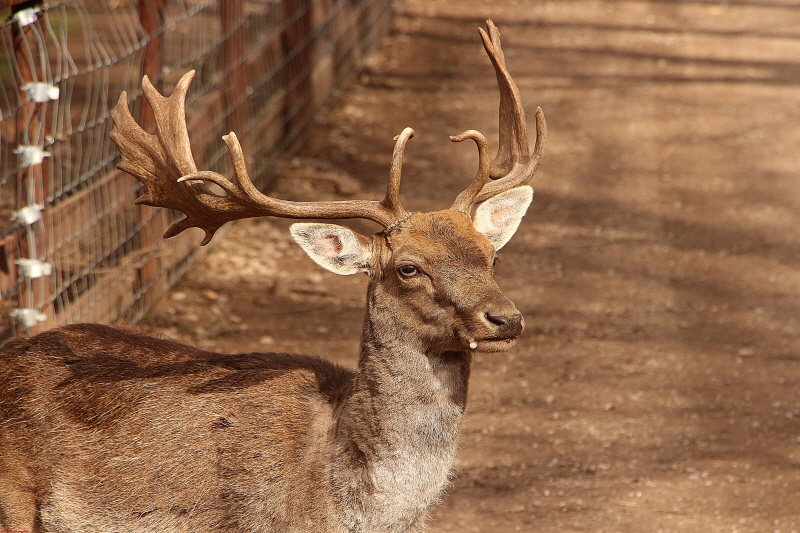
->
(469, 337, 518, 353)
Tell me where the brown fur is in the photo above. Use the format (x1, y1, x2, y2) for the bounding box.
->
(0, 210, 525, 533)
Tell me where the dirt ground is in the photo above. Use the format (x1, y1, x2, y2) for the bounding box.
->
(139, 1, 800, 531)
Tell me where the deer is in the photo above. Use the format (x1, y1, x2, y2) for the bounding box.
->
(0, 20, 545, 533)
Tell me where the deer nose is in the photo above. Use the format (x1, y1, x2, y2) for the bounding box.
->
(484, 310, 524, 338)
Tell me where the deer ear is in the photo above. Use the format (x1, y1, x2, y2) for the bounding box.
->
(290, 223, 372, 275)
(472, 185, 533, 251)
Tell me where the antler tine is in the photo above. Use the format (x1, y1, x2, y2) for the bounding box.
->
(466, 20, 547, 207)
(449, 130, 491, 213)
(111, 71, 410, 246)
(383, 128, 414, 219)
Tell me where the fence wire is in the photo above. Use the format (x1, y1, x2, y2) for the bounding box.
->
(0, 0, 393, 339)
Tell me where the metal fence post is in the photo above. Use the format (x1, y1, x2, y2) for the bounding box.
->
(136, 0, 169, 311)
(282, 0, 313, 149)
(9, 0, 54, 333)
(220, 0, 248, 141)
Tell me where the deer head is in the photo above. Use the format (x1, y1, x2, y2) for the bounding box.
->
(110, 20, 546, 355)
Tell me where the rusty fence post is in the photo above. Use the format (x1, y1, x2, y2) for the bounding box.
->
(220, 0, 248, 142)
(135, 0, 168, 312)
(9, 0, 55, 333)
(139, 0, 165, 132)
(281, 0, 313, 151)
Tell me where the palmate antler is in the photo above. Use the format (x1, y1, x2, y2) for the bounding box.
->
(110, 20, 545, 244)
(110, 71, 411, 245)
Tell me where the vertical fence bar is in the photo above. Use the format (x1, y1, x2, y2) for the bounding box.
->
(220, 0, 248, 141)
(11, 0, 53, 333)
(281, 0, 313, 148)
(136, 0, 168, 313)
(139, 0, 165, 130)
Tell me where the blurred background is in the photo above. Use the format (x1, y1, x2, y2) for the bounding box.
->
(2, 0, 800, 531)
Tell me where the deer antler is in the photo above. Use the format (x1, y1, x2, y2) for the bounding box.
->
(449, 130, 491, 213)
(110, 71, 410, 245)
(451, 20, 547, 211)
(112, 21, 541, 243)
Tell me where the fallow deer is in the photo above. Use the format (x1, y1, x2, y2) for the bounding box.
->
(0, 21, 545, 533)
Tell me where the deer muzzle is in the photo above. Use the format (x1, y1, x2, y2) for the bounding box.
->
(463, 296, 524, 353)
(484, 309, 524, 339)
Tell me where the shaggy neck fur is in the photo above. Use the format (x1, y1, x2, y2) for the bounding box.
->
(332, 280, 471, 532)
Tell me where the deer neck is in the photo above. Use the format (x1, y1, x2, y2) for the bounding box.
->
(332, 284, 471, 527)
(356, 303, 472, 414)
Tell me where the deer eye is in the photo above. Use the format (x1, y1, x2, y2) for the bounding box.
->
(397, 264, 419, 278)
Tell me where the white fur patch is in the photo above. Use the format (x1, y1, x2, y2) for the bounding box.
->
(290, 223, 371, 275)
(472, 185, 533, 250)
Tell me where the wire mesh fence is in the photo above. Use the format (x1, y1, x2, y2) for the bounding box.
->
(0, 0, 393, 340)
